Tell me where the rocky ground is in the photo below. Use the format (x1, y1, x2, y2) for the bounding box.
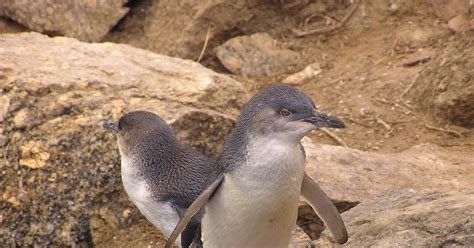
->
(0, 0, 473, 247)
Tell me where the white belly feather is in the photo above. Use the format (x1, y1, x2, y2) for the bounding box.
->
(202, 137, 306, 248)
(120, 154, 181, 244)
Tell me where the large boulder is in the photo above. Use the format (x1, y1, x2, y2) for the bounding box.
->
(0, 0, 129, 42)
(0, 32, 246, 246)
(106, 0, 288, 59)
(314, 188, 474, 247)
(297, 140, 473, 243)
(303, 139, 474, 203)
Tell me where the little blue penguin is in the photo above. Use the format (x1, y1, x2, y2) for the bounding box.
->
(166, 83, 348, 248)
(103, 111, 217, 247)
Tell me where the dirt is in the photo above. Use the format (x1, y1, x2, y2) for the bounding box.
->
(108, 0, 471, 155)
(97, 219, 167, 248)
(216, 0, 473, 154)
(1, 0, 472, 247)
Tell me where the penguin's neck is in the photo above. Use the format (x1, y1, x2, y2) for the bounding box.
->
(238, 134, 306, 187)
(118, 147, 144, 194)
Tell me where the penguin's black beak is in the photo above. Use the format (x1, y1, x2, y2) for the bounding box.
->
(103, 120, 119, 133)
(304, 111, 345, 128)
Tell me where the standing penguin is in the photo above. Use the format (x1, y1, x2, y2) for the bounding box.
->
(103, 111, 218, 247)
(166, 84, 348, 248)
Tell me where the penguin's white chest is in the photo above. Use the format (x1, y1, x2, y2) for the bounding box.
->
(202, 138, 306, 248)
(120, 155, 181, 241)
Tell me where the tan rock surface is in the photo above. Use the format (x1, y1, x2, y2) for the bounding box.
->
(0, 93, 9, 122)
(448, 13, 474, 32)
(106, 0, 264, 59)
(289, 226, 312, 248)
(303, 139, 474, 202)
(430, 0, 471, 21)
(215, 32, 300, 77)
(0, 0, 129, 42)
(314, 188, 474, 247)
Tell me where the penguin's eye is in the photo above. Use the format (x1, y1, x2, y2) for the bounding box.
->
(279, 109, 292, 117)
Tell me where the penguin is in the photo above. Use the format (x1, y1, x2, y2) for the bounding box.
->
(104, 111, 218, 247)
(166, 84, 348, 247)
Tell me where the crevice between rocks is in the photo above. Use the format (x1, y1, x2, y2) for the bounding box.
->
(297, 200, 359, 241)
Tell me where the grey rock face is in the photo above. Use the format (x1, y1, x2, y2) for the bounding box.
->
(314, 188, 474, 247)
(303, 139, 474, 203)
(0, 0, 129, 42)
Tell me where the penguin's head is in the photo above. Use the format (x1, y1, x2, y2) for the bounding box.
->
(103, 111, 175, 154)
(237, 83, 345, 142)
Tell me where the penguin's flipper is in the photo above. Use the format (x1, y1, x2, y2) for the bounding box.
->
(301, 172, 348, 244)
(181, 221, 201, 248)
(173, 205, 201, 248)
(165, 174, 224, 248)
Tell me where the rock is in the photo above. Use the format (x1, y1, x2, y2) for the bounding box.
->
(303, 140, 474, 202)
(430, 0, 471, 21)
(282, 62, 322, 85)
(0, 33, 246, 116)
(289, 226, 312, 248)
(106, 0, 269, 59)
(19, 141, 49, 169)
(0, 0, 129, 42)
(297, 200, 358, 242)
(0, 134, 6, 147)
(448, 14, 474, 32)
(12, 108, 34, 129)
(409, 38, 474, 127)
(2, 186, 20, 207)
(0, 32, 246, 246)
(402, 50, 432, 66)
(98, 207, 119, 229)
(395, 23, 449, 48)
(313, 188, 474, 247)
(171, 111, 236, 159)
(0, 94, 9, 122)
(215, 33, 299, 77)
